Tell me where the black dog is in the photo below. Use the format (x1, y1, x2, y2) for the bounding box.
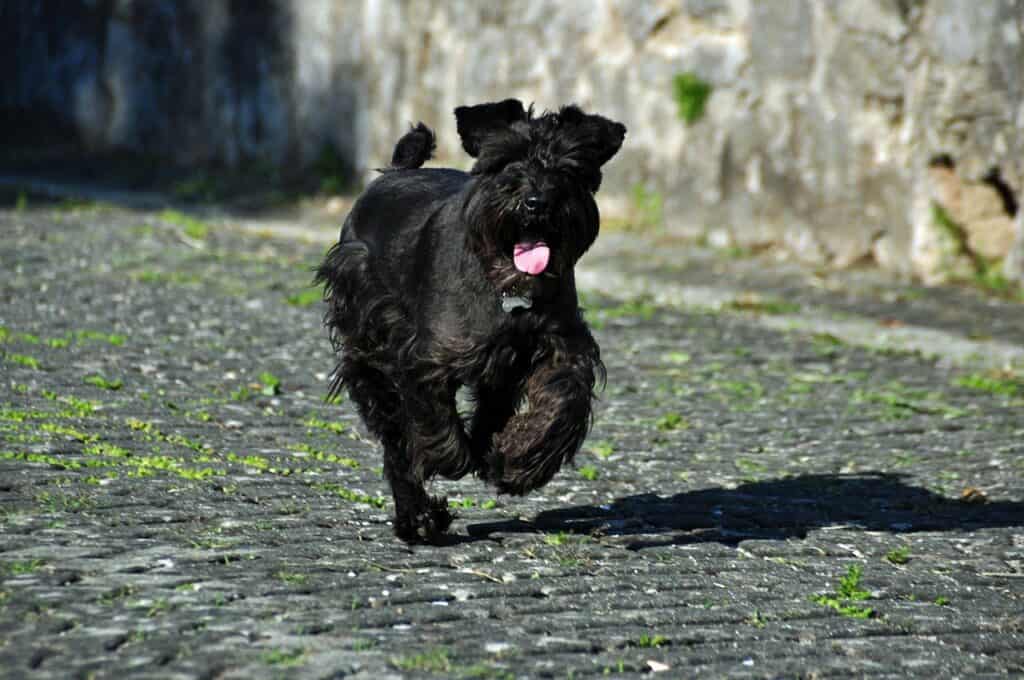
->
(316, 99, 625, 543)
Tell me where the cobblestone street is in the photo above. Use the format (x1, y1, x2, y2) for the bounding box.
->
(2, 198, 1022, 678)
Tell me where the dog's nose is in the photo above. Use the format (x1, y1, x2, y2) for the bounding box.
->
(524, 194, 546, 213)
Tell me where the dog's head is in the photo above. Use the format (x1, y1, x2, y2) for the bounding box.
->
(456, 99, 626, 294)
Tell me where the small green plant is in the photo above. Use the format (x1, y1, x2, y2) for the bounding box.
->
(391, 648, 451, 673)
(578, 465, 599, 481)
(812, 564, 874, 619)
(15, 191, 28, 212)
(259, 372, 281, 396)
(286, 288, 322, 307)
(6, 559, 45, 575)
(314, 483, 386, 508)
(146, 598, 171, 617)
(673, 72, 712, 124)
(885, 546, 911, 565)
(42, 423, 97, 442)
(734, 458, 767, 475)
(589, 441, 614, 459)
(663, 351, 691, 365)
(262, 647, 306, 667)
(291, 443, 359, 468)
(838, 565, 871, 599)
(954, 372, 1021, 397)
(635, 633, 668, 648)
(275, 570, 308, 585)
(230, 386, 252, 402)
(5, 353, 41, 370)
(746, 610, 768, 628)
(304, 415, 346, 435)
(545, 531, 572, 547)
(932, 202, 1023, 298)
(655, 412, 688, 431)
(74, 330, 126, 346)
(84, 374, 123, 391)
(934, 596, 950, 606)
(160, 209, 210, 240)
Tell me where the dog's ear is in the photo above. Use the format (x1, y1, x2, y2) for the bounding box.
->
(454, 99, 528, 157)
(558, 106, 627, 167)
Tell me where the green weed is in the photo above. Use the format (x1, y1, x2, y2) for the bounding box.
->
(262, 647, 306, 667)
(230, 386, 252, 401)
(314, 483, 386, 509)
(746, 610, 768, 628)
(811, 564, 874, 619)
(84, 374, 123, 391)
(885, 546, 911, 565)
(655, 412, 689, 431)
(286, 288, 322, 307)
(291, 443, 359, 468)
(5, 559, 45, 575)
(304, 415, 346, 435)
(673, 72, 712, 124)
(274, 571, 308, 586)
(160, 210, 210, 240)
(5, 353, 41, 370)
(392, 648, 451, 673)
(954, 372, 1021, 397)
(40, 423, 97, 443)
(634, 633, 669, 648)
(588, 441, 614, 459)
(258, 372, 281, 396)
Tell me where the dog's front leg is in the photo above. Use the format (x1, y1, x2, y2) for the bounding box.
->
(486, 333, 602, 495)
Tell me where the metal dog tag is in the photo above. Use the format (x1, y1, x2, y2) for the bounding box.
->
(501, 295, 533, 313)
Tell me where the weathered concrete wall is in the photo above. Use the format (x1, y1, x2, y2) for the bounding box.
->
(4, 0, 1023, 283)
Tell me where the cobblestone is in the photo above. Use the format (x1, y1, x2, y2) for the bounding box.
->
(1, 197, 1022, 678)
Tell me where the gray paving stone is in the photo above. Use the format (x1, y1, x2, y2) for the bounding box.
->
(1, 200, 1023, 678)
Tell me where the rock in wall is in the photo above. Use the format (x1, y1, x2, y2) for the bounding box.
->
(3, 0, 1022, 283)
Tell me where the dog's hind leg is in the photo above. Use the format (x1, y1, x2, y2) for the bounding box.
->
(341, 358, 453, 543)
(486, 330, 604, 495)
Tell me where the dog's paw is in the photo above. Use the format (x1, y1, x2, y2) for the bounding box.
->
(392, 496, 453, 544)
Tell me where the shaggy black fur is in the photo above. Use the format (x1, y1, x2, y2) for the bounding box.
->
(316, 99, 626, 543)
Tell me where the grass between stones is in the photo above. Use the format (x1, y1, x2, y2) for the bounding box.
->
(811, 564, 874, 619)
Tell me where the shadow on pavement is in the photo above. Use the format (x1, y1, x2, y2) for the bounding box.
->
(466, 473, 1024, 549)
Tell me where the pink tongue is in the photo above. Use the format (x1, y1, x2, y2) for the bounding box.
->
(513, 241, 550, 275)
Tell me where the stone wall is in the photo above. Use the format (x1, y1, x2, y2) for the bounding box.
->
(4, 0, 1022, 283)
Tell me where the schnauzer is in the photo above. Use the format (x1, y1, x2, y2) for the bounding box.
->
(316, 99, 626, 543)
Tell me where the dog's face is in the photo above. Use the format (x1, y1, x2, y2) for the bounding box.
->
(456, 100, 626, 292)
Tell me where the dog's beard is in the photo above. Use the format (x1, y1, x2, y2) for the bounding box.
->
(462, 181, 595, 297)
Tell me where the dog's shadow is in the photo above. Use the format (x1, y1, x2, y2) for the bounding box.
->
(466, 472, 1024, 549)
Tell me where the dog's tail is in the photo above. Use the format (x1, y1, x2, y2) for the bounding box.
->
(387, 122, 436, 171)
